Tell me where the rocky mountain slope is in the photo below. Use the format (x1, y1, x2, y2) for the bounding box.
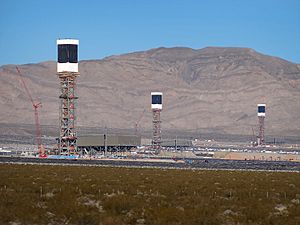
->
(0, 47, 300, 137)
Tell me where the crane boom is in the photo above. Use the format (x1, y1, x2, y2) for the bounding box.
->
(16, 66, 46, 158)
(16, 66, 35, 106)
(135, 109, 146, 135)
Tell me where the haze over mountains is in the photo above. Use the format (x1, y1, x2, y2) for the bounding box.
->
(0, 47, 299, 138)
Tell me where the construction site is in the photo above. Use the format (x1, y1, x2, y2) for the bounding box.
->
(0, 38, 299, 168)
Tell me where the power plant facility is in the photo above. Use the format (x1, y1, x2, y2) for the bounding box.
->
(5, 38, 299, 165)
(257, 104, 266, 146)
(57, 39, 79, 155)
(151, 92, 163, 152)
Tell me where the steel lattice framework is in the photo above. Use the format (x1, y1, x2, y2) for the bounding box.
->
(152, 109, 162, 152)
(258, 116, 265, 146)
(58, 72, 79, 155)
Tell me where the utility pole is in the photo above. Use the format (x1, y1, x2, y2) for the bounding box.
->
(104, 126, 107, 156)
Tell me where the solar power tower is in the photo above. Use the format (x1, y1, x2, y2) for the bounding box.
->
(151, 92, 163, 153)
(57, 39, 79, 155)
(257, 104, 266, 146)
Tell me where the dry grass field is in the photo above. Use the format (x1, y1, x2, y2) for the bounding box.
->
(0, 164, 299, 225)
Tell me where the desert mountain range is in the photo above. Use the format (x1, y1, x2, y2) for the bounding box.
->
(0, 47, 299, 138)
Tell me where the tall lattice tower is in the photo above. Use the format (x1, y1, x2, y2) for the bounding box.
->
(57, 39, 79, 155)
(151, 92, 163, 152)
(257, 104, 266, 146)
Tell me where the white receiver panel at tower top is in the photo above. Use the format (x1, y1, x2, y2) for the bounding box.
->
(57, 39, 79, 73)
(151, 92, 163, 110)
(257, 104, 266, 117)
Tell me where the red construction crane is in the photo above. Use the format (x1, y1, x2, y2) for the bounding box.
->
(135, 109, 146, 135)
(16, 66, 46, 158)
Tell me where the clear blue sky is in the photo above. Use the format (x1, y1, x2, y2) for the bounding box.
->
(1, 0, 300, 65)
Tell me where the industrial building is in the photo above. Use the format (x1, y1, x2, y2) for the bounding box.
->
(77, 134, 141, 153)
(161, 139, 193, 149)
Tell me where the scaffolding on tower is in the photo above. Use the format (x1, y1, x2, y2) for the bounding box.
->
(151, 92, 163, 153)
(257, 104, 266, 146)
(57, 39, 79, 155)
(152, 109, 162, 149)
